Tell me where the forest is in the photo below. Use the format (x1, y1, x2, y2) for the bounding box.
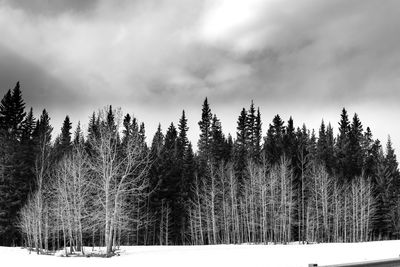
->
(0, 82, 399, 256)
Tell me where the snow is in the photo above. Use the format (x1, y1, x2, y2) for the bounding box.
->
(1, 241, 400, 267)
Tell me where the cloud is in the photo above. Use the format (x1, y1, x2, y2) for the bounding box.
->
(0, 0, 399, 151)
(0, 0, 99, 16)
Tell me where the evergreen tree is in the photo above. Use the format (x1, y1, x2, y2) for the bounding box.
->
(224, 133, 234, 161)
(0, 90, 13, 130)
(348, 113, 364, 178)
(59, 115, 72, 154)
(307, 129, 317, 161)
(264, 114, 285, 165)
(0, 83, 28, 245)
(151, 124, 164, 158)
(336, 108, 351, 183)
(210, 114, 225, 162)
(246, 101, 256, 158)
(234, 108, 248, 186)
(283, 116, 296, 162)
(325, 123, 335, 174)
(316, 120, 327, 166)
(33, 109, 53, 150)
(122, 113, 132, 143)
(139, 122, 146, 149)
(73, 121, 84, 146)
(254, 108, 262, 161)
(0, 82, 26, 138)
(198, 98, 213, 161)
(87, 112, 100, 141)
(177, 110, 189, 160)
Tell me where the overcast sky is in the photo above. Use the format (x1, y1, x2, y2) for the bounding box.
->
(0, 0, 399, 152)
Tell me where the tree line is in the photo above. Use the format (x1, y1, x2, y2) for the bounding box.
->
(0, 82, 399, 255)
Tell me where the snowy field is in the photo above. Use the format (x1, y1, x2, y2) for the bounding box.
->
(2, 241, 400, 267)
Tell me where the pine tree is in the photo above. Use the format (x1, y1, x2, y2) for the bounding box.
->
(0, 82, 26, 138)
(224, 133, 234, 161)
(151, 124, 164, 158)
(349, 113, 363, 178)
(234, 108, 248, 186)
(336, 108, 351, 183)
(0, 82, 27, 245)
(384, 137, 400, 238)
(122, 113, 132, 143)
(139, 122, 146, 149)
(60, 115, 72, 153)
(177, 110, 189, 160)
(73, 121, 84, 146)
(325, 123, 335, 174)
(283, 116, 296, 162)
(307, 129, 317, 161)
(247, 101, 256, 158)
(198, 98, 213, 161)
(87, 112, 100, 141)
(33, 109, 53, 150)
(160, 123, 183, 244)
(317, 120, 327, 166)
(18, 107, 36, 193)
(210, 114, 225, 162)
(254, 108, 262, 161)
(0, 90, 13, 130)
(264, 114, 285, 165)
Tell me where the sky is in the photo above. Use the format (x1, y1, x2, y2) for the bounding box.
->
(0, 0, 399, 153)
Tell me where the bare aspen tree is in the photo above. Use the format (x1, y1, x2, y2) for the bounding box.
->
(88, 108, 150, 255)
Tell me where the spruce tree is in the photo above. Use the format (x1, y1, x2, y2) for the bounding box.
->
(59, 115, 72, 153)
(234, 108, 248, 186)
(122, 113, 132, 143)
(0, 83, 27, 245)
(316, 120, 327, 165)
(336, 108, 351, 183)
(254, 108, 262, 161)
(151, 124, 164, 158)
(283, 116, 296, 162)
(349, 113, 363, 178)
(325, 123, 335, 174)
(210, 114, 225, 162)
(139, 122, 146, 149)
(73, 121, 84, 145)
(198, 98, 213, 161)
(264, 114, 285, 164)
(177, 110, 189, 160)
(246, 101, 256, 158)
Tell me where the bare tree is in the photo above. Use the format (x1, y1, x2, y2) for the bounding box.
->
(87, 108, 150, 255)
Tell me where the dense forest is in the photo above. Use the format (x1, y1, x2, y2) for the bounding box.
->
(0, 82, 399, 256)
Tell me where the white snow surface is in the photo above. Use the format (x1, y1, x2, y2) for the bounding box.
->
(2, 241, 400, 267)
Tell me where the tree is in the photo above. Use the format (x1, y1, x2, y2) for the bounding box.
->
(54, 116, 73, 160)
(198, 98, 213, 162)
(336, 108, 351, 183)
(0, 82, 27, 245)
(234, 108, 248, 187)
(264, 115, 285, 165)
(88, 108, 150, 255)
(254, 108, 262, 161)
(210, 115, 225, 162)
(348, 113, 363, 178)
(73, 121, 84, 146)
(177, 110, 189, 160)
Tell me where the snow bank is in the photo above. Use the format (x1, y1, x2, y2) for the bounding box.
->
(1, 240, 400, 267)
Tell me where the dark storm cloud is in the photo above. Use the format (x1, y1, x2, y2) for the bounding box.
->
(0, 0, 399, 151)
(0, 0, 99, 16)
(0, 44, 85, 109)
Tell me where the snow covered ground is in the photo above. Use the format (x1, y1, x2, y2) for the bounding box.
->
(2, 241, 400, 267)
